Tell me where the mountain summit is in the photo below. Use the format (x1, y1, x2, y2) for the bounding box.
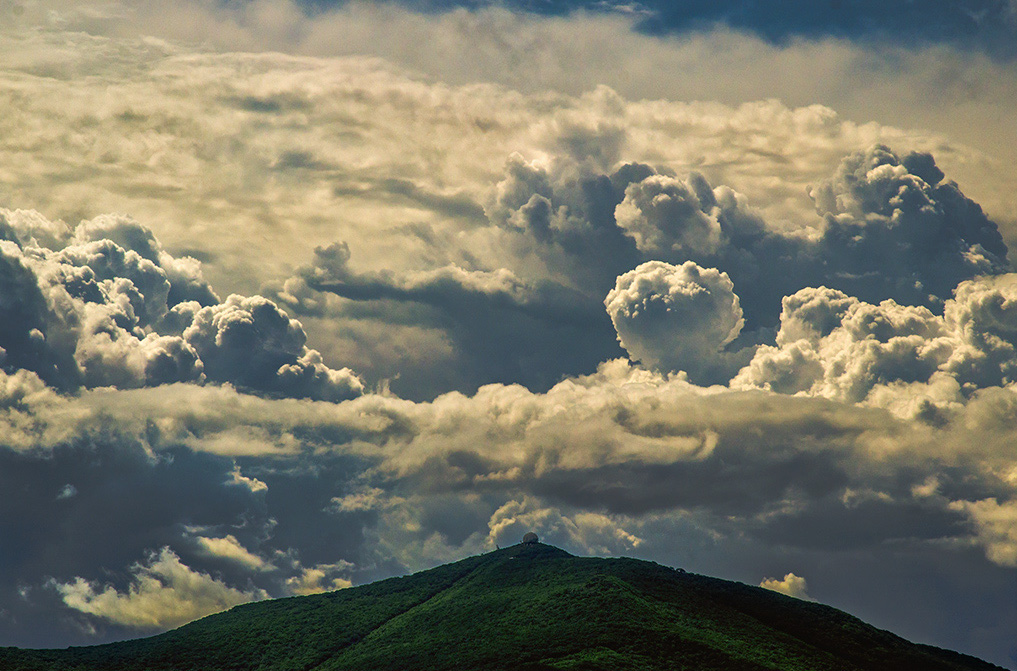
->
(1, 543, 1005, 670)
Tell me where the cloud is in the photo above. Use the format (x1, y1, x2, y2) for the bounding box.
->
(6, 10, 1015, 301)
(0, 209, 363, 402)
(615, 173, 725, 257)
(605, 261, 746, 383)
(949, 498, 1017, 567)
(731, 288, 953, 406)
(608, 146, 1008, 323)
(52, 547, 267, 630)
(808, 145, 1008, 308)
(183, 294, 363, 402)
(487, 497, 643, 555)
(283, 143, 1009, 395)
(284, 561, 354, 596)
(2, 10, 1011, 397)
(759, 572, 813, 601)
(730, 274, 1017, 415)
(330, 487, 399, 513)
(944, 274, 1017, 390)
(195, 535, 273, 572)
(225, 466, 268, 494)
(0, 352, 1014, 659)
(72, 214, 219, 308)
(296, 241, 621, 397)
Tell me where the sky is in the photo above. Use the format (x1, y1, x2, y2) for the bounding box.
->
(1, 0, 1016, 666)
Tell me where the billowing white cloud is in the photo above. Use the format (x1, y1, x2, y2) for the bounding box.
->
(605, 261, 745, 383)
(731, 275, 1017, 415)
(195, 535, 272, 572)
(949, 499, 1017, 567)
(732, 288, 953, 405)
(615, 174, 725, 257)
(760, 572, 813, 601)
(53, 547, 267, 630)
(284, 561, 354, 596)
(944, 274, 1017, 390)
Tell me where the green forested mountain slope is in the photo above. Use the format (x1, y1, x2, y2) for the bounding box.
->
(0, 543, 1005, 671)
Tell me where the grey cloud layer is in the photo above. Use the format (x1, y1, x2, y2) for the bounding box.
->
(0, 357, 1014, 653)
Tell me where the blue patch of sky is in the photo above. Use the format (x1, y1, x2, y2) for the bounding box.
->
(298, 0, 1017, 58)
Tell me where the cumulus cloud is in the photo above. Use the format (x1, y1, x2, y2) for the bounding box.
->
(731, 275, 1017, 415)
(262, 142, 1009, 398)
(759, 572, 813, 601)
(944, 274, 1017, 390)
(615, 174, 725, 257)
(949, 499, 1017, 567)
(808, 146, 1008, 308)
(605, 261, 745, 383)
(183, 294, 363, 402)
(0, 209, 363, 402)
(607, 146, 1008, 326)
(732, 288, 953, 405)
(487, 497, 643, 555)
(195, 535, 272, 572)
(284, 561, 354, 596)
(381, 143, 1008, 394)
(53, 547, 267, 630)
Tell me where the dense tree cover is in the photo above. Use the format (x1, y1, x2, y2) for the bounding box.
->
(0, 544, 1004, 671)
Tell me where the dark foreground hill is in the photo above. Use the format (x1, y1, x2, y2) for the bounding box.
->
(0, 543, 1005, 671)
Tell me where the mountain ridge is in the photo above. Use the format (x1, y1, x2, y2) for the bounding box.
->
(0, 542, 1007, 671)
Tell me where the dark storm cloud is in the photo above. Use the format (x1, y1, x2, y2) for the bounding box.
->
(0, 209, 363, 402)
(486, 153, 647, 290)
(0, 410, 377, 645)
(809, 145, 1008, 306)
(0, 439, 258, 645)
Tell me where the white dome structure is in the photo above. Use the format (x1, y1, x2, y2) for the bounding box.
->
(522, 532, 539, 545)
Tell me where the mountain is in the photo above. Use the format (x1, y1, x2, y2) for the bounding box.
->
(0, 542, 1006, 671)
